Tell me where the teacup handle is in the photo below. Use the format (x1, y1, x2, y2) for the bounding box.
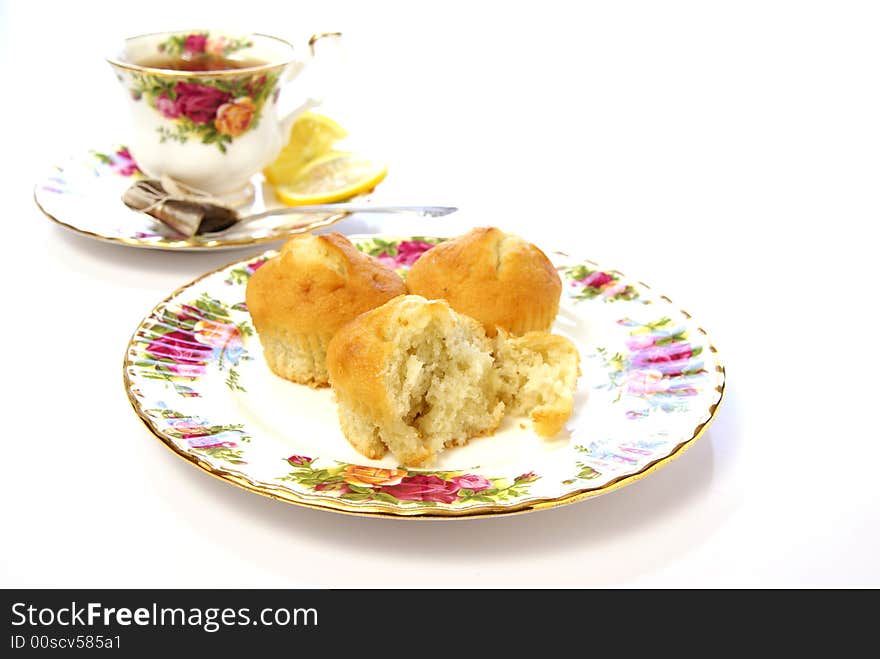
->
(279, 32, 343, 136)
(309, 32, 343, 56)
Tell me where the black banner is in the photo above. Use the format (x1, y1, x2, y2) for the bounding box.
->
(2, 588, 869, 651)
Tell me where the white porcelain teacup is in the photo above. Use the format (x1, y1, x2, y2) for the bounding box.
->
(107, 30, 340, 205)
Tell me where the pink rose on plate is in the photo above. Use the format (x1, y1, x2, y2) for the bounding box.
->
(602, 282, 627, 297)
(380, 474, 461, 504)
(396, 240, 435, 266)
(287, 455, 312, 466)
(449, 474, 492, 492)
(246, 258, 268, 274)
(626, 335, 656, 351)
(193, 319, 242, 349)
(374, 255, 399, 269)
(632, 342, 693, 367)
(625, 369, 666, 395)
(377, 241, 435, 268)
(581, 271, 614, 288)
(173, 82, 232, 124)
(145, 329, 214, 377)
(184, 34, 208, 54)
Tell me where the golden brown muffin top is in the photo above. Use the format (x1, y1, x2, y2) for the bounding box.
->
(406, 227, 562, 336)
(245, 232, 407, 336)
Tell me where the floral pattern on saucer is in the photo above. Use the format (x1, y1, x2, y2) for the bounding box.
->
(124, 235, 725, 518)
(91, 146, 143, 178)
(34, 144, 353, 250)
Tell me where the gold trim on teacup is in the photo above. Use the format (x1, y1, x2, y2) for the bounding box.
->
(122, 240, 727, 519)
(105, 31, 299, 78)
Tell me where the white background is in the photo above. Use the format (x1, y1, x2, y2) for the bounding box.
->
(1, 0, 878, 588)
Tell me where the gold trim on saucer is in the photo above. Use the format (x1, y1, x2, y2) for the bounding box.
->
(122, 244, 726, 519)
(33, 186, 349, 251)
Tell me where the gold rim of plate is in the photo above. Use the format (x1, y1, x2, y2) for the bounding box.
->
(122, 246, 727, 519)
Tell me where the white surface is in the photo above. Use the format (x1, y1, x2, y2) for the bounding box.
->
(1, 0, 877, 588)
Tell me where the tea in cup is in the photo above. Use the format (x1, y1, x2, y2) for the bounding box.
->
(107, 30, 340, 205)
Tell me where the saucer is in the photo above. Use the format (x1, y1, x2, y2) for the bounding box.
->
(34, 145, 351, 251)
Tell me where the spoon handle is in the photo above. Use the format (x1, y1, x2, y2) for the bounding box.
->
(239, 204, 458, 224)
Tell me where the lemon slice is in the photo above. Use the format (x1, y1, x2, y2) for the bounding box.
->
(263, 112, 348, 186)
(273, 152, 388, 206)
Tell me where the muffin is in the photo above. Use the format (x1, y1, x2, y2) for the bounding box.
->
(245, 232, 406, 387)
(326, 295, 581, 467)
(494, 331, 581, 437)
(406, 227, 562, 336)
(326, 295, 504, 466)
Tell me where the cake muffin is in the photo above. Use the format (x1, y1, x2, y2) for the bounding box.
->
(245, 232, 407, 387)
(326, 295, 504, 466)
(326, 295, 581, 467)
(493, 331, 581, 438)
(405, 227, 562, 336)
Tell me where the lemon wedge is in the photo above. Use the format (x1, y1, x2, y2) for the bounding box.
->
(263, 112, 348, 186)
(273, 152, 388, 206)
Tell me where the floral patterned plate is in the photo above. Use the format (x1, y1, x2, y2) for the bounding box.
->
(124, 235, 725, 518)
(34, 145, 351, 250)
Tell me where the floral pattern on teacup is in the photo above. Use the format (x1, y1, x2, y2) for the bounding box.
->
(125, 63, 280, 152)
(157, 32, 253, 59)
